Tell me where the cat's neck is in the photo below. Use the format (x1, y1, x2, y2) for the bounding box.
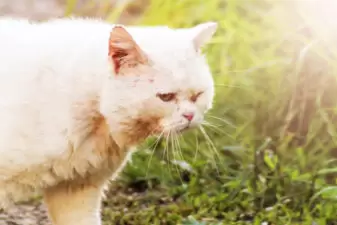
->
(107, 116, 156, 149)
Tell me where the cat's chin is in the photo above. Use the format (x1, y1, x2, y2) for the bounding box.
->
(179, 125, 199, 134)
(160, 124, 195, 136)
(179, 125, 190, 133)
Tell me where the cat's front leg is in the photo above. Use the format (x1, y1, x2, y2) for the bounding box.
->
(43, 180, 105, 225)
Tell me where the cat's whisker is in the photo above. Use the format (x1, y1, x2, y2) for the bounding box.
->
(145, 130, 164, 177)
(170, 130, 183, 182)
(202, 121, 234, 139)
(201, 120, 225, 128)
(164, 129, 173, 161)
(213, 83, 248, 89)
(193, 130, 200, 161)
(163, 130, 173, 176)
(200, 125, 221, 158)
(178, 129, 187, 145)
(161, 134, 168, 161)
(199, 125, 220, 174)
(206, 115, 236, 128)
(171, 131, 178, 158)
(173, 131, 184, 161)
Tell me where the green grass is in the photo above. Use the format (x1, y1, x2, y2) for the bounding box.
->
(66, 0, 337, 224)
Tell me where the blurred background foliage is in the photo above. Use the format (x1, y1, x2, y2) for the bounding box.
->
(3, 0, 337, 224)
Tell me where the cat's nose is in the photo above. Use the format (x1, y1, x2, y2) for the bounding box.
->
(183, 112, 194, 122)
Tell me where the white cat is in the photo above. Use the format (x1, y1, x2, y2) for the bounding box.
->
(0, 17, 217, 225)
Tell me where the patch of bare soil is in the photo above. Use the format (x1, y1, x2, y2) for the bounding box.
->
(0, 204, 50, 225)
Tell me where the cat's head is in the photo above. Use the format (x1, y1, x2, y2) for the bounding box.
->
(100, 22, 217, 146)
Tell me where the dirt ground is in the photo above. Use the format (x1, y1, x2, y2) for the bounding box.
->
(0, 2, 59, 222)
(0, 203, 50, 225)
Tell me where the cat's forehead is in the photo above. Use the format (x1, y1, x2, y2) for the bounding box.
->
(127, 26, 214, 90)
(150, 56, 213, 93)
(128, 26, 194, 57)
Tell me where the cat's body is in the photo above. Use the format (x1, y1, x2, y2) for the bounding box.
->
(0, 18, 217, 225)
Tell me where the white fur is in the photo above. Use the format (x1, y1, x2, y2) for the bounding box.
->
(0, 17, 216, 224)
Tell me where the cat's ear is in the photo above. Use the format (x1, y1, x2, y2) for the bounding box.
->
(190, 22, 218, 51)
(108, 25, 147, 74)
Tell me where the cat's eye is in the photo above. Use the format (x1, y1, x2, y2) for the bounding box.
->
(190, 91, 204, 102)
(157, 93, 176, 102)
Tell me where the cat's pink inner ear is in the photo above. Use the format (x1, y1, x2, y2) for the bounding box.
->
(108, 26, 147, 74)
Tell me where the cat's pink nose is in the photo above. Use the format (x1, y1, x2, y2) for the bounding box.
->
(183, 112, 194, 122)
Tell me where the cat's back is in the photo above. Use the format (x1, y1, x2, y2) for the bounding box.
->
(0, 19, 112, 174)
(0, 18, 111, 103)
(0, 18, 110, 71)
